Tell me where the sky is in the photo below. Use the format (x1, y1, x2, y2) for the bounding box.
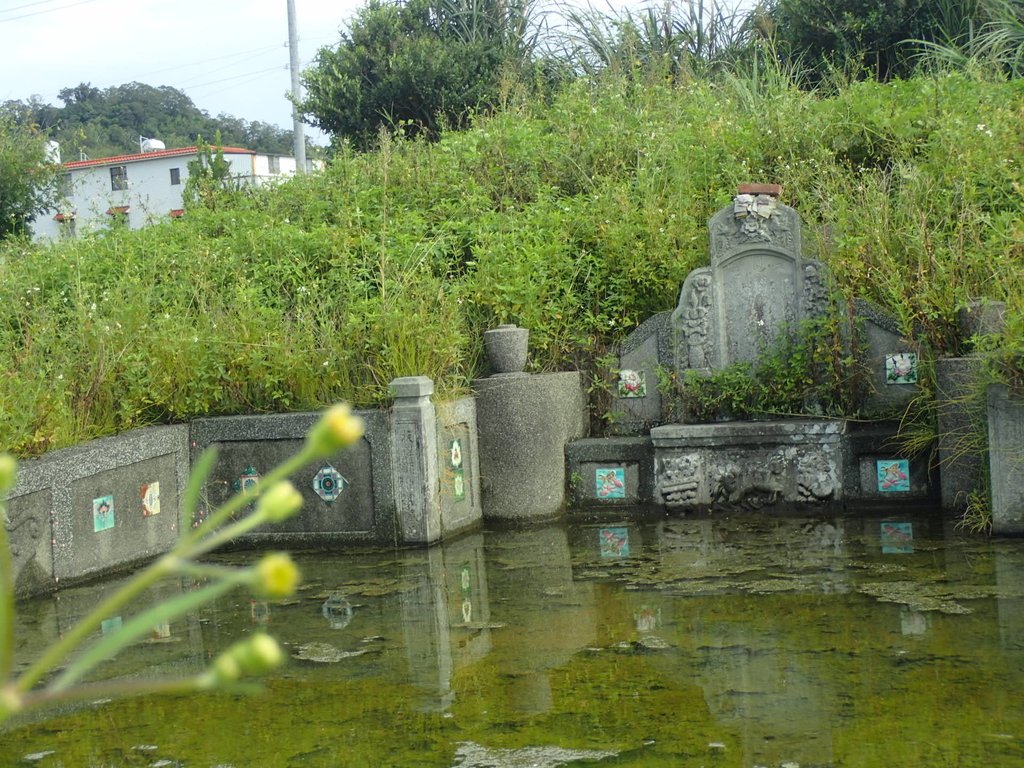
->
(0, 0, 752, 148)
(0, 0, 365, 145)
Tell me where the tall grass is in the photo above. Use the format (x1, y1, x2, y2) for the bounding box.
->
(1, 69, 1021, 456)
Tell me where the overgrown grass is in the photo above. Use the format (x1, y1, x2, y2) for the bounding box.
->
(0, 70, 1021, 456)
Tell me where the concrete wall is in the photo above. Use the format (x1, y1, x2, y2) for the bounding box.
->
(4, 426, 188, 598)
(190, 409, 397, 547)
(3, 387, 492, 598)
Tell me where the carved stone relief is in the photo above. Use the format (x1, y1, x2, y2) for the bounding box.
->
(655, 454, 702, 509)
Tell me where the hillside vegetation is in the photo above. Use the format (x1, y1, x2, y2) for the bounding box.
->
(1, 70, 1022, 456)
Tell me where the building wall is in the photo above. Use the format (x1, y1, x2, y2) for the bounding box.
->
(30, 150, 297, 241)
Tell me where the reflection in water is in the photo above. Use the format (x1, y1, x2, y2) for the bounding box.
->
(5, 513, 1024, 767)
(321, 593, 353, 630)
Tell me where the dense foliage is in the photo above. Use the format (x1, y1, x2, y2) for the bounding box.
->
(0, 67, 1021, 456)
(2, 82, 296, 161)
(301, 0, 541, 150)
(0, 111, 62, 239)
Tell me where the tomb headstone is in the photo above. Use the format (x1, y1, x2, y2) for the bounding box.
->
(670, 193, 829, 376)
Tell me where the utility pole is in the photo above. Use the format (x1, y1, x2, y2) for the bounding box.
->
(287, 0, 307, 173)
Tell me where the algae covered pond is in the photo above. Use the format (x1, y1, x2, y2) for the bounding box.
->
(4, 512, 1024, 767)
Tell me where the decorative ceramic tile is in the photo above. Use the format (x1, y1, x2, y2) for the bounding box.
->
(877, 459, 910, 492)
(93, 495, 115, 532)
(596, 468, 626, 499)
(885, 352, 918, 384)
(452, 469, 466, 501)
(599, 527, 630, 558)
(449, 438, 463, 468)
(313, 464, 348, 502)
(461, 598, 473, 623)
(151, 621, 171, 640)
(459, 563, 472, 596)
(881, 521, 914, 554)
(233, 466, 261, 495)
(618, 369, 646, 398)
(141, 481, 160, 517)
(100, 616, 123, 635)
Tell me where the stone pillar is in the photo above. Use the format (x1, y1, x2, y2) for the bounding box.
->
(390, 376, 441, 544)
(987, 384, 1024, 535)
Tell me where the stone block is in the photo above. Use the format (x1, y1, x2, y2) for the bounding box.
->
(190, 410, 394, 546)
(840, 420, 935, 504)
(651, 419, 843, 511)
(565, 437, 655, 508)
(436, 396, 483, 537)
(6, 426, 189, 591)
(935, 357, 987, 510)
(613, 312, 670, 434)
(474, 372, 586, 520)
(853, 299, 920, 417)
(988, 384, 1024, 535)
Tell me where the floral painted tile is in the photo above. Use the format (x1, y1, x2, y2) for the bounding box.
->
(93, 495, 115, 532)
(886, 353, 918, 384)
(618, 369, 646, 398)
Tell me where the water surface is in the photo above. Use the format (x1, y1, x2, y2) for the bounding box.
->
(5, 512, 1024, 767)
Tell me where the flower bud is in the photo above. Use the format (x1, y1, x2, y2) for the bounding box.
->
(306, 404, 364, 457)
(256, 481, 303, 523)
(255, 552, 301, 598)
(210, 652, 241, 684)
(236, 633, 285, 675)
(0, 453, 16, 494)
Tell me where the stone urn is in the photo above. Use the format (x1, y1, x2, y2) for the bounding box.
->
(483, 324, 529, 375)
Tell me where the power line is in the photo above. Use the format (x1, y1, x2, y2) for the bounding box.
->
(0, 0, 102, 23)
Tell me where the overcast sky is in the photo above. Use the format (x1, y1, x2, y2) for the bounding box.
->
(0, 0, 750, 148)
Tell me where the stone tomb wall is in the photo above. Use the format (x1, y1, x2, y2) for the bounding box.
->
(4, 387, 487, 598)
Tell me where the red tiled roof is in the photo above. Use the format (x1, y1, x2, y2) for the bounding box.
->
(169, 209, 185, 218)
(64, 146, 255, 169)
(106, 206, 130, 215)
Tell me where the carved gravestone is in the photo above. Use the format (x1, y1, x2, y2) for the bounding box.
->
(670, 193, 829, 375)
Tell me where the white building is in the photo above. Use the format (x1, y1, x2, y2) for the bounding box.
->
(33, 143, 309, 241)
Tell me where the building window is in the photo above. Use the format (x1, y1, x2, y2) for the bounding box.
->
(170, 167, 181, 185)
(54, 212, 76, 239)
(110, 165, 128, 191)
(268, 155, 280, 174)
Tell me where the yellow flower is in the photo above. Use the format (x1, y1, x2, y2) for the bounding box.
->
(306, 403, 364, 457)
(256, 552, 301, 598)
(256, 481, 303, 523)
(0, 453, 16, 494)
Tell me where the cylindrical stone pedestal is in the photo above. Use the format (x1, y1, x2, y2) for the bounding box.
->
(473, 372, 587, 520)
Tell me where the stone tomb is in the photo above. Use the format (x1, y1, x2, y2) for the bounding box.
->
(601, 190, 929, 512)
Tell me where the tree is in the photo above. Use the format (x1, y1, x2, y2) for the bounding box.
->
(767, 0, 935, 80)
(0, 109, 62, 240)
(300, 0, 540, 149)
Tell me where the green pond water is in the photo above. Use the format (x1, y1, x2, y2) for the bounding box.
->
(4, 512, 1024, 767)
